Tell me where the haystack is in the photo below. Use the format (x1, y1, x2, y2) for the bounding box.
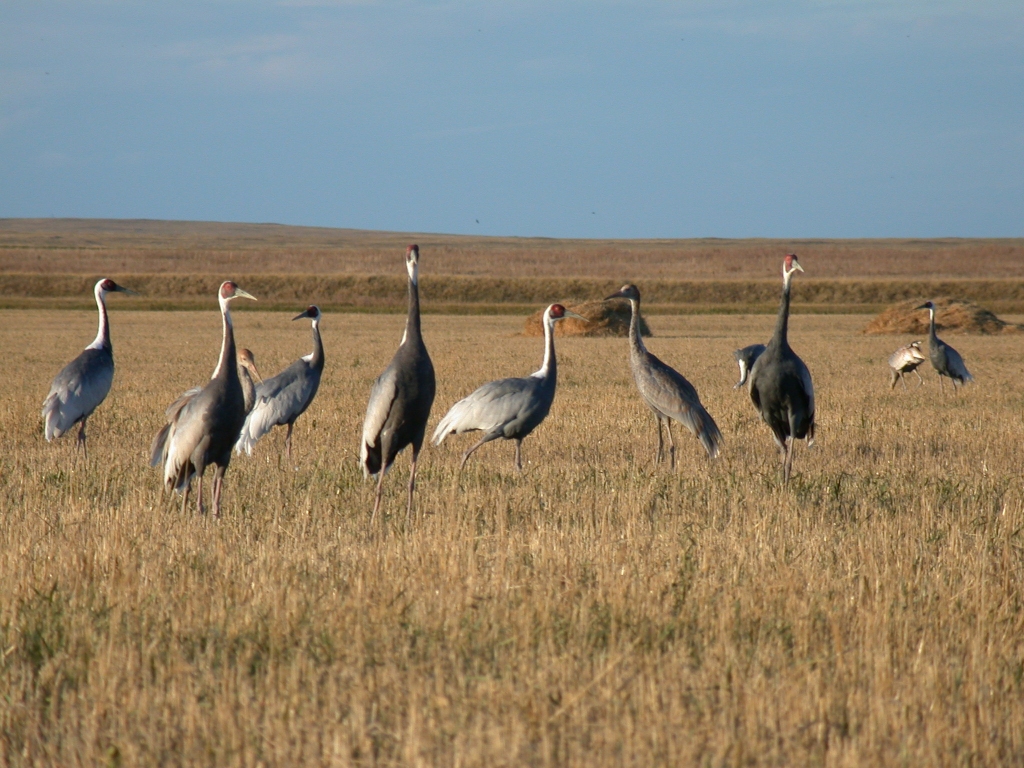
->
(523, 299, 652, 338)
(862, 297, 1023, 335)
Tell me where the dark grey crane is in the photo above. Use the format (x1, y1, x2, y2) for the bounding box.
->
(235, 306, 324, 459)
(917, 301, 974, 390)
(605, 284, 723, 468)
(150, 348, 261, 474)
(360, 245, 436, 524)
(888, 340, 926, 390)
(747, 254, 815, 485)
(733, 343, 766, 389)
(42, 277, 136, 460)
(432, 303, 584, 471)
(150, 281, 256, 517)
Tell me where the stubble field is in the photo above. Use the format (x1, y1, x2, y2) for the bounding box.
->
(1, 304, 1023, 766)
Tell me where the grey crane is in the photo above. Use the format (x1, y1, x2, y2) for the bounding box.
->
(888, 340, 926, 390)
(605, 284, 723, 467)
(747, 254, 815, 485)
(150, 348, 261, 473)
(150, 281, 256, 517)
(42, 277, 136, 460)
(432, 303, 584, 471)
(733, 343, 766, 389)
(235, 306, 324, 459)
(917, 301, 973, 390)
(360, 245, 436, 524)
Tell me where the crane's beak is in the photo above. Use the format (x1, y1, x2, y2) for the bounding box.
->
(235, 288, 257, 302)
(793, 262, 804, 273)
(292, 308, 312, 321)
(115, 285, 140, 296)
(605, 289, 628, 301)
(563, 310, 587, 321)
(248, 361, 263, 383)
(914, 303, 929, 310)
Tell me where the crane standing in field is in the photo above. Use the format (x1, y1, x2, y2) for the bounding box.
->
(747, 254, 815, 485)
(432, 303, 585, 471)
(917, 301, 974, 390)
(733, 343, 766, 389)
(888, 340, 926, 390)
(42, 277, 137, 460)
(150, 281, 256, 517)
(235, 306, 324, 459)
(605, 284, 722, 468)
(360, 245, 436, 524)
(150, 348, 261, 468)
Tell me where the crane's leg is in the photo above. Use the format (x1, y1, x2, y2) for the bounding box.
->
(654, 417, 664, 465)
(406, 449, 420, 527)
(914, 369, 924, 387)
(180, 481, 191, 516)
(514, 440, 523, 472)
(371, 467, 386, 525)
(937, 374, 944, 392)
(196, 473, 205, 516)
(77, 416, 89, 462)
(285, 423, 294, 461)
(783, 438, 794, 485)
(459, 432, 499, 472)
(951, 378, 958, 392)
(665, 419, 677, 471)
(212, 466, 225, 519)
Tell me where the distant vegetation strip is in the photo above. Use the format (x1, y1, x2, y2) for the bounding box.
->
(2, 273, 1024, 313)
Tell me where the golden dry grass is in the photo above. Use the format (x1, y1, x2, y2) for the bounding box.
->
(2, 306, 1023, 766)
(863, 297, 1024, 335)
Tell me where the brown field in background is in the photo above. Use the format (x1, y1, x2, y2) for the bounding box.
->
(2, 308, 1023, 765)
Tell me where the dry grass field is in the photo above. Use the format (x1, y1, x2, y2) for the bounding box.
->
(2, 305, 1023, 766)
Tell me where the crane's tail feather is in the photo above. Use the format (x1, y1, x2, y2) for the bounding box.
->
(150, 424, 171, 467)
(234, 404, 274, 455)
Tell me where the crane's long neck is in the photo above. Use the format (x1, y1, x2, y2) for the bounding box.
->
(309, 317, 324, 371)
(402, 273, 422, 346)
(534, 312, 557, 382)
(211, 296, 238, 382)
(927, 307, 938, 342)
(627, 298, 647, 356)
(87, 284, 110, 351)
(771, 271, 794, 347)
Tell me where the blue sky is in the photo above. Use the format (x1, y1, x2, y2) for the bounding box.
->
(2, 1, 1022, 238)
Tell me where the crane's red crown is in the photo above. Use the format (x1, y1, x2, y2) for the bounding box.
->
(407, 244, 419, 256)
(549, 304, 567, 318)
(784, 253, 799, 269)
(220, 281, 239, 299)
(100, 278, 118, 292)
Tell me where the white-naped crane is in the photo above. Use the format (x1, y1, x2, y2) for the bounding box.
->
(235, 306, 324, 459)
(432, 303, 584, 472)
(747, 254, 815, 484)
(605, 284, 723, 468)
(42, 277, 137, 460)
(150, 348, 261, 472)
(917, 301, 974, 391)
(150, 281, 256, 517)
(733, 343, 766, 389)
(888, 340, 926, 390)
(361, 245, 436, 524)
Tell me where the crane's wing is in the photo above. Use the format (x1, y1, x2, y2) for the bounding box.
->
(889, 345, 925, 372)
(42, 348, 114, 440)
(161, 395, 211, 493)
(236, 361, 319, 455)
(432, 377, 536, 444)
(150, 386, 201, 467)
(360, 365, 400, 476)
(637, 352, 723, 459)
(944, 344, 973, 383)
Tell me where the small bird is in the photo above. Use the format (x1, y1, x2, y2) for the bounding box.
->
(432, 303, 584, 471)
(150, 281, 256, 517)
(888, 340, 926, 390)
(42, 277, 137, 460)
(748, 254, 815, 484)
(235, 306, 325, 459)
(361, 245, 436, 524)
(917, 301, 973, 390)
(733, 343, 766, 389)
(605, 284, 723, 468)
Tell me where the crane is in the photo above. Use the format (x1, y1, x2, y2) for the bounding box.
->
(235, 306, 324, 459)
(360, 245, 435, 524)
(432, 303, 584, 471)
(747, 254, 815, 485)
(733, 343, 766, 389)
(150, 281, 256, 517)
(236, 349, 262, 414)
(42, 278, 137, 460)
(917, 301, 973, 390)
(888, 340, 926, 390)
(605, 284, 723, 468)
